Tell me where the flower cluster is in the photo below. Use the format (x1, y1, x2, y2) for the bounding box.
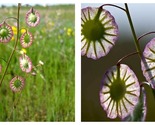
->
(81, 4, 150, 121)
(0, 5, 40, 92)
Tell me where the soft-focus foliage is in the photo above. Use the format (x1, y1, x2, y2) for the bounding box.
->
(0, 5, 74, 121)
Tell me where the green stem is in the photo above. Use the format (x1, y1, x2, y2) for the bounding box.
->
(4, 17, 18, 22)
(117, 51, 139, 66)
(125, 3, 142, 57)
(7, 91, 22, 121)
(101, 4, 126, 12)
(0, 3, 21, 86)
(138, 31, 155, 41)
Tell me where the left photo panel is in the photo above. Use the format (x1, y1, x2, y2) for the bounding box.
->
(0, 3, 75, 121)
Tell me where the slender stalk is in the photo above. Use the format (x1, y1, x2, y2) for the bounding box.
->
(0, 3, 21, 86)
(117, 51, 139, 66)
(7, 92, 22, 121)
(4, 17, 18, 21)
(101, 4, 126, 12)
(125, 3, 142, 57)
(138, 31, 155, 41)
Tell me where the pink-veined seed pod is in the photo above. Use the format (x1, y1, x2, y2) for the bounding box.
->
(19, 54, 33, 73)
(10, 76, 25, 92)
(81, 7, 118, 60)
(141, 38, 155, 89)
(100, 64, 140, 119)
(123, 86, 147, 121)
(20, 31, 33, 48)
(0, 21, 13, 43)
(25, 8, 40, 27)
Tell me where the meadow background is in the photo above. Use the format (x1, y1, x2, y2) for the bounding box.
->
(0, 4, 75, 121)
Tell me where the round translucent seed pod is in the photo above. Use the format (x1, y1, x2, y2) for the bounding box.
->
(10, 76, 25, 92)
(26, 8, 40, 27)
(0, 21, 13, 43)
(81, 7, 118, 60)
(100, 64, 140, 119)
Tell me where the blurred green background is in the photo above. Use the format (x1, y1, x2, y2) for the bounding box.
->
(0, 4, 75, 121)
(81, 3, 155, 121)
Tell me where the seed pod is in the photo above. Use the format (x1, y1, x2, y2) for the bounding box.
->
(26, 8, 40, 27)
(20, 31, 33, 48)
(141, 38, 155, 89)
(81, 7, 118, 59)
(10, 76, 25, 92)
(19, 54, 33, 73)
(100, 64, 140, 119)
(0, 21, 13, 43)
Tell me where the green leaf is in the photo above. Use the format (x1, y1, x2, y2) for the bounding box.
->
(123, 86, 147, 121)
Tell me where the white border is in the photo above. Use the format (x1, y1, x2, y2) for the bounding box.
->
(1, 0, 155, 125)
(75, 1, 81, 123)
(0, 0, 75, 4)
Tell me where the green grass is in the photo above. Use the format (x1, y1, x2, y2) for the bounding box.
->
(0, 4, 75, 121)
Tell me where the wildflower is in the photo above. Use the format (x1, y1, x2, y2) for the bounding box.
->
(21, 28, 26, 34)
(20, 48, 27, 54)
(39, 60, 44, 66)
(81, 7, 118, 60)
(48, 22, 55, 27)
(10, 76, 25, 92)
(31, 72, 36, 76)
(100, 64, 140, 119)
(26, 8, 40, 27)
(19, 54, 32, 73)
(20, 31, 33, 48)
(12, 26, 17, 35)
(0, 21, 13, 43)
(11, 36, 15, 41)
(141, 38, 155, 89)
(67, 28, 73, 36)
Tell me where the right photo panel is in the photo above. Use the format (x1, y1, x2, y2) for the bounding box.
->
(81, 3, 155, 121)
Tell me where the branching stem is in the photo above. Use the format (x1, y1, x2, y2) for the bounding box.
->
(117, 51, 139, 66)
(0, 3, 21, 86)
(4, 17, 18, 22)
(125, 3, 142, 57)
(138, 31, 155, 41)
